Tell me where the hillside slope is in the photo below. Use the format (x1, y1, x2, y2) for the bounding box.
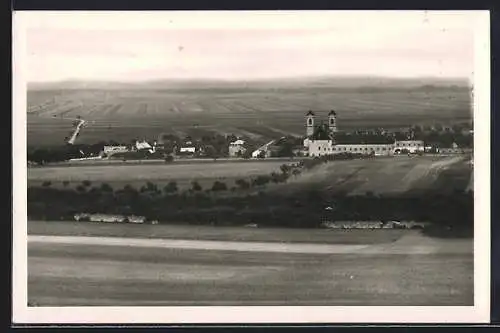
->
(268, 155, 472, 196)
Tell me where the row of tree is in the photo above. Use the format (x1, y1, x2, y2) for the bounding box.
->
(28, 151, 473, 230)
(27, 184, 473, 229)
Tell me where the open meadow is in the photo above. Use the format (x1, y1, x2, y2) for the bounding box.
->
(28, 222, 473, 306)
(26, 82, 473, 147)
(28, 220, 407, 244)
(266, 155, 473, 196)
(27, 155, 473, 195)
(27, 160, 290, 191)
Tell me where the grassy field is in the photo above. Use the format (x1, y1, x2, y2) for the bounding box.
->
(27, 160, 290, 190)
(27, 155, 473, 195)
(28, 220, 407, 244)
(26, 84, 473, 146)
(28, 231, 473, 306)
(267, 155, 473, 196)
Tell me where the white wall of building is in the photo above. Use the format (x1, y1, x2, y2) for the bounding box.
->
(308, 140, 334, 157)
(393, 140, 424, 154)
(180, 147, 196, 153)
(333, 144, 394, 156)
(307, 140, 396, 157)
(229, 144, 246, 157)
(103, 146, 129, 155)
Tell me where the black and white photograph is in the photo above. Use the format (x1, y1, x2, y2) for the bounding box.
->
(12, 10, 490, 324)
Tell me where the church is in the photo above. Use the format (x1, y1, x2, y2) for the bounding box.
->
(303, 111, 424, 157)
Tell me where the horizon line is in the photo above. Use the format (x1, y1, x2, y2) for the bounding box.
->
(28, 75, 472, 85)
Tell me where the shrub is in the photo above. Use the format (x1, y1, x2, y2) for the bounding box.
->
(76, 185, 86, 193)
(145, 181, 158, 192)
(235, 178, 250, 190)
(62, 180, 70, 187)
(270, 172, 288, 183)
(42, 181, 51, 187)
(100, 183, 113, 192)
(280, 164, 291, 174)
(82, 180, 92, 187)
(164, 181, 178, 194)
(191, 181, 202, 192)
(252, 175, 271, 187)
(212, 181, 227, 192)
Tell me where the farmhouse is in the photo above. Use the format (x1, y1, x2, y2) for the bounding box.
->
(135, 140, 154, 153)
(179, 141, 196, 154)
(251, 140, 275, 158)
(103, 145, 129, 156)
(228, 139, 247, 157)
(180, 147, 196, 153)
(304, 111, 424, 157)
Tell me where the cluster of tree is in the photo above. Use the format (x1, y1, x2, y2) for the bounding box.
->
(414, 130, 472, 148)
(159, 132, 261, 159)
(335, 127, 472, 148)
(109, 150, 166, 160)
(28, 151, 399, 225)
(27, 182, 473, 230)
(27, 145, 84, 165)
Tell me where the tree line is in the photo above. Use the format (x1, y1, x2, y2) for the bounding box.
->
(28, 153, 473, 231)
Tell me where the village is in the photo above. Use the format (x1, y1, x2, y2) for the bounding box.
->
(27, 110, 474, 166)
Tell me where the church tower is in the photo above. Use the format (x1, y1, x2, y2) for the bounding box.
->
(328, 110, 337, 136)
(306, 110, 315, 137)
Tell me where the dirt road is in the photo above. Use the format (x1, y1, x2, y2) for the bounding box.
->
(28, 231, 473, 306)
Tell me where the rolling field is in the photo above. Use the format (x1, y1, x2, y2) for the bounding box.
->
(26, 85, 473, 146)
(27, 160, 289, 190)
(268, 155, 473, 196)
(28, 220, 407, 244)
(27, 224, 473, 306)
(27, 155, 473, 195)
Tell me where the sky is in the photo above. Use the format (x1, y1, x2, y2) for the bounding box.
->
(14, 11, 482, 82)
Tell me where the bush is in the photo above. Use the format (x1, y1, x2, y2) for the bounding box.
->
(235, 178, 250, 190)
(165, 155, 174, 163)
(252, 175, 271, 187)
(82, 180, 92, 187)
(76, 185, 86, 193)
(100, 183, 113, 192)
(62, 180, 70, 187)
(163, 181, 178, 194)
(145, 181, 158, 192)
(42, 181, 52, 187)
(270, 172, 288, 183)
(191, 181, 202, 192)
(212, 181, 227, 192)
(280, 164, 291, 174)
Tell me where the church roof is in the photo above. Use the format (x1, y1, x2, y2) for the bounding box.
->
(329, 110, 337, 116)
(310, 123, 333, 140)
(306, 110, 315, 116)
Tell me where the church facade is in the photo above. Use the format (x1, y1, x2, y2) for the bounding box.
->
(303, 111, 424, 157)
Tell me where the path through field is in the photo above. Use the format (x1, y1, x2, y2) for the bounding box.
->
(27, 227, 473, 306)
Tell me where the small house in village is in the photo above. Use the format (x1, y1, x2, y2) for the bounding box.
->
(229, 139, 247, 157)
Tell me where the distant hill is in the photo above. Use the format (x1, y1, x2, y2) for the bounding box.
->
(27, 76, 471, 92)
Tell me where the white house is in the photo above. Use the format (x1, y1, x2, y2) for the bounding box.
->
(180, 146, 196, 154)
(229, 139, 247, 157)
(103, 145, 129, 156)
(136, 140, 153, 151)
(251, 140, 275, 159)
